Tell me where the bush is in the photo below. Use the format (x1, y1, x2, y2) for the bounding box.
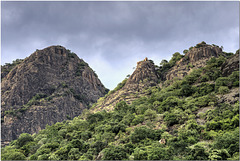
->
(133, 147, 148, 160)
(131, 115, 144, 126)
(186, 145, 209, 160)
(164, 112, 178, 126)
(68, 148, 82, 160)
(130, 126, 154, 143)
(2, 151, 26, 160)
(86, 112, 104, 124)
(215, 77, 231, 91)
(209, 149, 230, 160)
(218, 86, 229, 94)
(144, 109, 157, 121)
(115, 101, 129, 113)
(15, 133, 34, 147)
(102, 146, 127, 160)
(213, 128, 239, 155)
(147, 146, 172, 160)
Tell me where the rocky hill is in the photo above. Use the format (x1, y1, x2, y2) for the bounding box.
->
(1, 46, 108, 145)
(165, 42, 223, 80)
(1, 42, 239, 161)
(93, 42, 228, 113)
(93, 57, 159, 112)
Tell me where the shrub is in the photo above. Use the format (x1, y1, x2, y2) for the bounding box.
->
(102, 146, 127, 160)
(130, 126, 153, 143)
(68, 148, 81, 160)
(2, 151, 26, 160)
(133, 147, 148, 160)
(215, 77, 231, 91)
(115, 101, 129, 113)
(144, 109, 157, 121)
(15, 133, 34, 147)
(186, 145, 209, 160)
(218, 86, 229, 94)
(164, 112, 178, 126)
(131, 115, 144, 126)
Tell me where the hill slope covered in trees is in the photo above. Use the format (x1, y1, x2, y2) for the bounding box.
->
(1, 42, 239, 160)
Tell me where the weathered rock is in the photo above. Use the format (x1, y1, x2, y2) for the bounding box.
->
(165, 44, 223, 80)
(221, 53, 239, 77)
(1, 45, 107, 145)
(93, 58, 158, 112)
(217, 87, 239, 105)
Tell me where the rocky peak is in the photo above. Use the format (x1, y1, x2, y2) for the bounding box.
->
(177, 43, 222, 66)
(93, 58, 158, 112)
(165, 43, 223, 80)
(1, 46, 107, 145)
(125, 57, 158, 86)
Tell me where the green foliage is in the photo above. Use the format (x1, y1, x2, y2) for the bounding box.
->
(76, 61, 88, 76)
(1, 45, 239, 160)
(186, 145, 209, 160)
(213, 128, 239, 155)
(131, 115, 144, 126)
(1, 151, 26, 160)
(164, 112, 178, 126)
(218, 86, 229, 94)
(13, 133, 34, 147)
(183, 49, 189, 54)
(130, 126, 154, 143)
(24, 93, 47, 107)
(102, 146, 127, 160)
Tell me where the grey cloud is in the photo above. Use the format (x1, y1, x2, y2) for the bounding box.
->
(1, 1, 239, 89)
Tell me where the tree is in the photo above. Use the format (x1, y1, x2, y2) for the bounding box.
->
(133, 147, 148, 160)
(68, 148, 82, 160)
(186, 145, 209, 160)
(164, 112, 178, 126)
(130, 126, 153, 143)
(183, 49, 189, 54)
(102, 146, 127, 160)
(15, 133, 34, 147)
(160, 59, 168, 66)
(147, 146, 172, 160)
(144, 109, 157, 121)
(218, 86, 229, 94)
(1, 151, 26, 160)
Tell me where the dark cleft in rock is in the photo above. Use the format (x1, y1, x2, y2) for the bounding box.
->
(1, 45, 108, 145)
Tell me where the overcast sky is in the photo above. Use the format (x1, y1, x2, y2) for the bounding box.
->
(1, 1, 239, 89)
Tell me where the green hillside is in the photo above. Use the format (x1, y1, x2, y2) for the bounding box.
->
(1, 45, 239, 160)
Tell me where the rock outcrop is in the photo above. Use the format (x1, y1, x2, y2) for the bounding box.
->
(93, 58, 158, 112)
(1, 46, 107, 145)
(165, 43, 223, 80)
(221, 53, 239, 77)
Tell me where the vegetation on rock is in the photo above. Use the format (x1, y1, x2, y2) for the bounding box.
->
(1, 42, 239, 160)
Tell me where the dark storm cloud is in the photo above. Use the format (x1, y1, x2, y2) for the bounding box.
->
(1, 1, 239, 89)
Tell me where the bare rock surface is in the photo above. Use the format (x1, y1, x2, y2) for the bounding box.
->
(93, 58, 159, 112)
(1, 45, 107, 145)
(165, 43, 223, 80)
(221, 53, 239, 77)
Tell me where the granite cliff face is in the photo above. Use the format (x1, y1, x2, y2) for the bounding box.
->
(165, 43, 223, 80)
(1, 46, 107, 145)
(93, 58, 159, 112)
